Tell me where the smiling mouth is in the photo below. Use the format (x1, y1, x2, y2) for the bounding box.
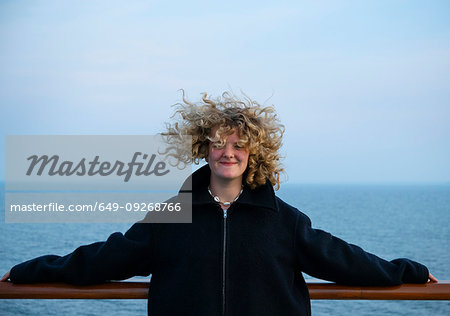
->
(220, 162, 237, 166)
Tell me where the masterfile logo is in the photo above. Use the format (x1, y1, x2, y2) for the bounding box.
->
(6, 135, 190, 191)
(26, 152, 170, 182)
(5, 135, 192, 223)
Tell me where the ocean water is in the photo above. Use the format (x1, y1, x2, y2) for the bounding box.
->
(1, 183, 449, 315)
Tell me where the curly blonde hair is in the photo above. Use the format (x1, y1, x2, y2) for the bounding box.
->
(163, 91, 285, 190)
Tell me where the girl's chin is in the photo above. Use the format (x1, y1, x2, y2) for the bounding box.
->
(214, 172, 243, 181)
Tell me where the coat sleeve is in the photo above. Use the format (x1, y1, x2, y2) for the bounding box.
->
(294, 211, 429, 286)
(9, 222, 153, 285)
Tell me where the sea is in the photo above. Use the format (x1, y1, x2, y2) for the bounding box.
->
(1, 182, 449, 315)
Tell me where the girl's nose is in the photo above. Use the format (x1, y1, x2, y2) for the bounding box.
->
(223, 144, 234, 158)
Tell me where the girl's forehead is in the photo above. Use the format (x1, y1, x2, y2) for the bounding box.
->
(210, 125, 239, 136)
(209, 126, 248, 144)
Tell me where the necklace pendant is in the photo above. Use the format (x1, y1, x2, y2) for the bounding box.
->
(208, 185, 244, 207)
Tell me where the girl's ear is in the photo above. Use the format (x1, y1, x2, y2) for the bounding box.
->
(205, 156, 209, 163)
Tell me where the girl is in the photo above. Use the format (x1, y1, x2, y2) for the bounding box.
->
(2, 91, 437, 315)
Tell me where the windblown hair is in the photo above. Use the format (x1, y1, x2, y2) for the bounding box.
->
(163, 91, 285, 190)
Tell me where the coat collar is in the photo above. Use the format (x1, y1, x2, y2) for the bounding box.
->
(180, 165, 279, 212)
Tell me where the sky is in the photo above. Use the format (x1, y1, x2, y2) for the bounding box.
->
(1, 0, 449, 184)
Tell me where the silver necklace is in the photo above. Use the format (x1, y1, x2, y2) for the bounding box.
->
(207, 185, 244, 206)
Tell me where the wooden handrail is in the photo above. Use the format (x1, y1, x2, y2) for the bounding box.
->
(0, 281, 449, 300)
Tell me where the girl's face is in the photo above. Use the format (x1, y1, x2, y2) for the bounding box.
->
(206, 126, 249, 184)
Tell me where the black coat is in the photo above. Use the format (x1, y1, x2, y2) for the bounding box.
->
(10, 165, 429, 315)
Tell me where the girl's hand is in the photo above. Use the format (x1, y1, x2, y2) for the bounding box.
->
(0, 270, 10, 282)
(428, 272, 438, 283)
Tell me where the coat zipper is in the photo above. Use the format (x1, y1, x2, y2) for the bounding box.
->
(222, 207, 228, 316)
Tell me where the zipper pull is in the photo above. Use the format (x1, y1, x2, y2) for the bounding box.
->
(223, 208, 228, 219)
